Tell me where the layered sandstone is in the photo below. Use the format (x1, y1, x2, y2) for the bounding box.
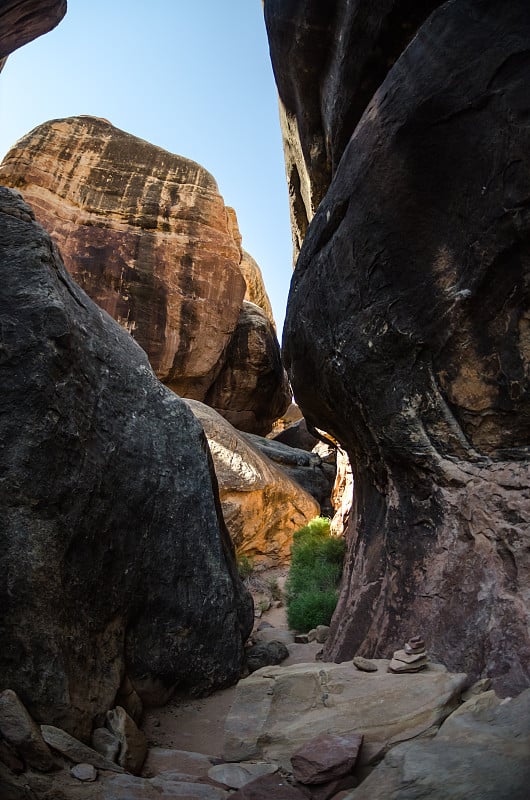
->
(185, 400, 319, 566)
(273, 0, 530, 693)
(0, 187, 253, 739)
(0, 116, 245, 400)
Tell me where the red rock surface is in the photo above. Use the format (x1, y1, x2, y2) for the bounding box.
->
(291, 732, 363, 785)
(0, 0, 66, 62)
(0, 115, 246, 400)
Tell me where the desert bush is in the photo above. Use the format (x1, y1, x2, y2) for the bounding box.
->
(237, 554, 254, 580)
(285, 517, 345, 632)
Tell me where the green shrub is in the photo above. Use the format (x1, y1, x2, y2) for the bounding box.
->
(285, 517, 345, 632)
(287, 591, 339, 632)
(237, 554, 254, 580)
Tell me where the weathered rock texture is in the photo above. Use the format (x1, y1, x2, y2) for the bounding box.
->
(223, 661, 467, 769)
(0, 115, 245, 399)
(226, 207, 276, 327)
(0, 0, 66, 64)
(280, 0, 530, 695)
(243, 433, 335, 516)
(206, 301, 291, 436)
(0, 187, 253, 740)
(264, 0, 442, 257)
(346, 689, 530, 800)
(185, 400, 319, 565)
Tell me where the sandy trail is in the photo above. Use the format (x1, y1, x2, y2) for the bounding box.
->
(142, 567, 321, 757)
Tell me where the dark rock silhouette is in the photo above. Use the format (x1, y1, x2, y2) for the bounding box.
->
(0, 187, 253, 740)
(0, 0, 66, 70)
(274, 0, 530, 693)
(264, 0, 442, 256)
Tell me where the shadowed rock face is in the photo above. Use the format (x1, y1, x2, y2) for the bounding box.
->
(264, 0, 442, 256)
(0, 0, 66, 65)
(0, 115, 246, 400)
(206, 302, 291, 436)
(185, 400, 319, 566)
(0, 187, 253, 740)
(281, 0, 530, 694)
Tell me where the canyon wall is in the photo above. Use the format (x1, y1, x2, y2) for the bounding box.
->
(267, 0, 530, 693)
(0, 186, 253, 739)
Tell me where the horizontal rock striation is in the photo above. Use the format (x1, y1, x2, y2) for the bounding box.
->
(0, 187, 253, 740)
(0, 115, 245, 400)
(281, 0, 530, 694)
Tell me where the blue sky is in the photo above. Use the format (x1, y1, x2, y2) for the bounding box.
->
(0, 0, 292, 332)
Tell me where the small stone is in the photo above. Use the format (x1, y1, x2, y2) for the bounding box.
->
(295, 634, 310, 644)
(246, 641, 289, 673)
(70, 763, 97, 782)
(388, 656, 428, 673)
(106, 706, 147, 775)
(91, 727, 120, 762)
(315, 625, 330, 644)
(353, 656, 378, 673)
(404, 636, 425, 654)
(208, 761, 278, 789)
(291, 732, 363, 785)
(307, 629, 317, 643)
(41, 725, 123, 773)
(392, 649, 427, 664)
(152, 718, 161, 728)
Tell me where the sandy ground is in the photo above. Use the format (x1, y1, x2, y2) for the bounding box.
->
(142, 568, 321, 757)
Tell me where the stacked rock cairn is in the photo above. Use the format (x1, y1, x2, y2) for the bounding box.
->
(388, 635, 428, 673)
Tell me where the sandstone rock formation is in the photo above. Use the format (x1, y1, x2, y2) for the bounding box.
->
(0, 187, 253, 740)
(242, 433, 335, 516)
(0, 0, 66, 69)
(223, 661, 467, 769)
(185, 400, 319, 565)
(205, 302, 291, 436)
(0, 115, 246, 400)
(276, 0, 530, 694)
(226, 207, 276, 327)
(346, 689, 530, 800)
(264, 0, 443, 257)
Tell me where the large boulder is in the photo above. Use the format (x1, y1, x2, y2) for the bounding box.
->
(345, 689, 530, 800)
(281, 0, 530, 694)
(223, 661, 467, 769)
(205, 302, 291, 436)
(0, 115, 246, 400)
(263, 0, 442, 256)
(0, 0, 66, 68)
(242, 433, 335, 516)
(0, 187, 253, 740)
(185, 400, 319, 566)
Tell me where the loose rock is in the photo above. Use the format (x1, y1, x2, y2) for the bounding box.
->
(0, 690, 55, 772)
(106, 706, 147, 775)
(352, 657, 378, 673)
(70, 763, 97, 782)
(291, 732, 363, 785)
